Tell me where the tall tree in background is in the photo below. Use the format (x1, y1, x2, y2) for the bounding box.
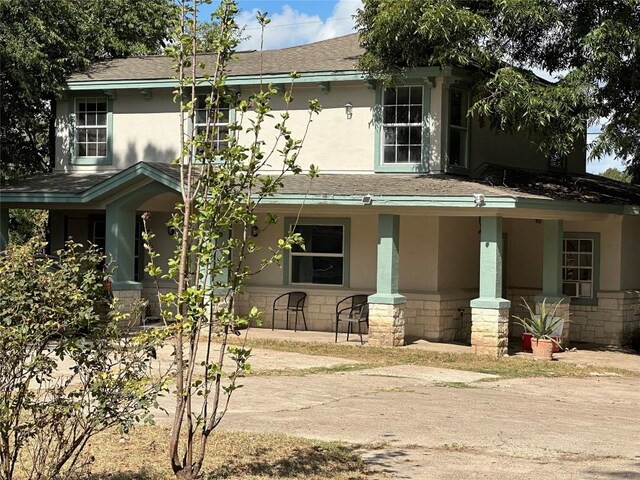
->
(0, 0, 175, 183)
(356, 0, 640, 182)
(600, 167, 632, 183)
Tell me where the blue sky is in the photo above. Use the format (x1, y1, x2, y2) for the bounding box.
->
(199, 0, 622, 174)
(200, 0, 362, 51)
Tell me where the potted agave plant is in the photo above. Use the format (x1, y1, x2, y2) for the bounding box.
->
(513, 298, 565, 361)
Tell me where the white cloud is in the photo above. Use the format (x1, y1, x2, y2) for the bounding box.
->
(236, 0, 363, 51)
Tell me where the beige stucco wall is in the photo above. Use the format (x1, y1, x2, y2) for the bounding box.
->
(112, 90, 179, 168)
(436, 216, 479, 291)
(503, 218, 543, 291)
(236, 82, 376, 174)
(245, 212, 379, 290)
(400, 216, 439, 292)
(621, 216, 640, 290)
(57, 83, 376, 174)
(56, 89, 180, 172)
(245, 211, 445, 294)
(469, 122, 586, 174)
(56, 77, 589, 175)
(141, 210, 176, 272)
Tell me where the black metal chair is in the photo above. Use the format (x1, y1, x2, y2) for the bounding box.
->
(335, 294, 370, 344)
(272, 291, 308, 331)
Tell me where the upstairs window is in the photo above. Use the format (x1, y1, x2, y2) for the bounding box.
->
(382, 86, 423, 164)
(549, 150, 566, 169)
(195, 94, 230, 154)
(448, 88, 469, 169)
(75, 97, 108, 158)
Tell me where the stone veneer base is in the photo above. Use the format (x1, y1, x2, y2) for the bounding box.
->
(112, 288, 143, 328)
(471, 307, 510, 356)
(367, 302, 405, 347)
(232, 287, 475, 343)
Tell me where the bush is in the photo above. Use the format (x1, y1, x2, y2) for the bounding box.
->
(0, 240, 167, 480)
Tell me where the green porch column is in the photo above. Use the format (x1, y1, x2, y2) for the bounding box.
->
(104, 182, 177, 327)
(470, 216, 510, 356)
(104, 181, 171, 291)
(534, 219, 570, 346)
(368, 214, 405, 347)
(0, 208, 9, 251)
(105, 203, 138, 290)
(538, 220, 564, 299)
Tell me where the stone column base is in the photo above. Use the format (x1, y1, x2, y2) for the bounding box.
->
(112, 289, 145, 329)
(368, 303, 405, 347)
(535, 301, 570, 348)
(471, 307, 509, 356)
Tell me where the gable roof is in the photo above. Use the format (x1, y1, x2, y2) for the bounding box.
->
(67, 34, 363, 83)
(0, 162, 181, 205)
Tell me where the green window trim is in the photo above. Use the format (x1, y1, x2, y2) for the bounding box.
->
(69, 95, 113, 165)
(563, 232, 600, 306)
(283, 217, 350, 288)
(374, 81, 431, 173)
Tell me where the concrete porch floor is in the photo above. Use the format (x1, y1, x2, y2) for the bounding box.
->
(246, 326, 472, 353)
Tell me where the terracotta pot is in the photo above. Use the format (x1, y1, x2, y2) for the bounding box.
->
(523, 333, 562, 353)
(531, 338, 554, 361)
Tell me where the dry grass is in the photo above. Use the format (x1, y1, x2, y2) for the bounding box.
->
(227, 338, 638, 379)
(84, 426, 372, 480)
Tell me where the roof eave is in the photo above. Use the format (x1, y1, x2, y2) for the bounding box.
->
(259, 193, 637, 214)
(65, 70, 369, 91)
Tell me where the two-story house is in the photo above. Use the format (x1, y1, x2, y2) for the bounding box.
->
(2, 34, 640, 355)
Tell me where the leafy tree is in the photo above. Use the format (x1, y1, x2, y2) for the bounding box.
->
(143, 1, 319, 478)
(0, 0, 175, 183)
(7, 210, 48, 246)
(0, 240, 167, 480)
(356, 0, 640, 181)
(600, 167, 632, 183)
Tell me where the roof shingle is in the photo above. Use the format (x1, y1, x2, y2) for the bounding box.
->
(68, 34, 363, 83)
(5, 163, 638, 207)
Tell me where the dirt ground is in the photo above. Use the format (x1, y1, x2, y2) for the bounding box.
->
(152, 356, 640, 479)
(51, 328, 640, 479)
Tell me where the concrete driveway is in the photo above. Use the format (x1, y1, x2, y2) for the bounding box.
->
(152, 345, 640, 479)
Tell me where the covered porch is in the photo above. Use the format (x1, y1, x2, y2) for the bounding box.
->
(0, 162, 182, 309)
(3, 165, 640, 355)
(236, 170, 640, 355)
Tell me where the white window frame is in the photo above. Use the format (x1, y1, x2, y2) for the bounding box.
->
(562, 235, 598, 303)
(195, 93, 230, 155)
(73, 96, 109, 159)
(381, 86, 424, 165)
